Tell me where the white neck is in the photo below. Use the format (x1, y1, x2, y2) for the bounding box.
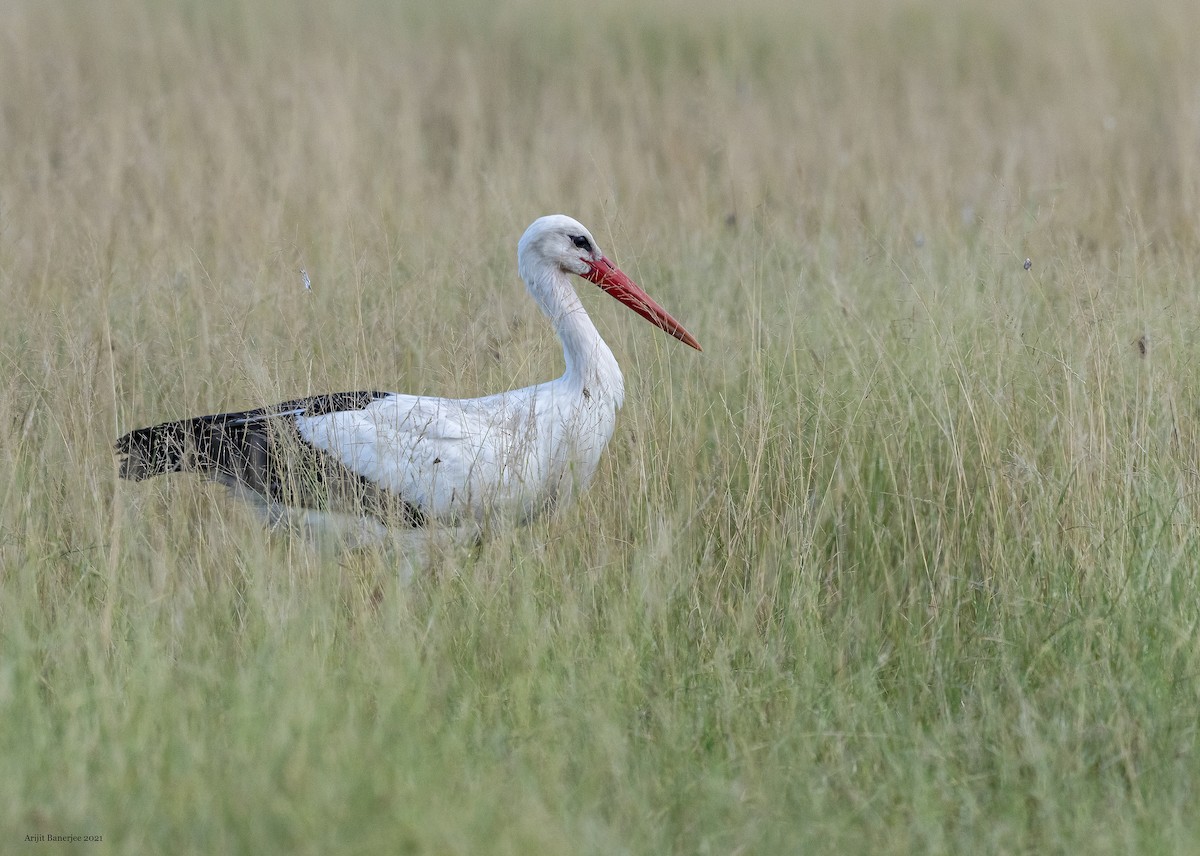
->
(523, 267, 625, 408)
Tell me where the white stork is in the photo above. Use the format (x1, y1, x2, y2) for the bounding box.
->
(116, 215, 701, 556)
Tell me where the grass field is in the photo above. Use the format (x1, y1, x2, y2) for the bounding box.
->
(4, 0, 1200, 852)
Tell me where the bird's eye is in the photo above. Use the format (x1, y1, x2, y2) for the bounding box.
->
(571, 235, 592, 251)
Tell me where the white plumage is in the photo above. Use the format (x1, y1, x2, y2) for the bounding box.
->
(116, 215, 701, 558)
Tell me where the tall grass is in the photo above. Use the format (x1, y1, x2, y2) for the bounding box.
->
(3, 0, 1200, 851)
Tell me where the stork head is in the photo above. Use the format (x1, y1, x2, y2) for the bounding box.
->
(517, 215, 702, 351)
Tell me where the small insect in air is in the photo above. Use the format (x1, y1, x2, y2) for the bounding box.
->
(300, 268, 312, 290)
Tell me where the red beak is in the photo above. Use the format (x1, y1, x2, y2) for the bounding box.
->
(581, 257, 702, 351)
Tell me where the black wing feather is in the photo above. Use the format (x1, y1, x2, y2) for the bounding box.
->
(115, 391, 426, 527)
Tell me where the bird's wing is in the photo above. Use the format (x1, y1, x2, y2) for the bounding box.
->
(295, 392, 534, 522)
(115, 391, 427, 525)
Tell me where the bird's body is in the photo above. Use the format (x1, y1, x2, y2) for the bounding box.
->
(116, 215, 700, 558)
